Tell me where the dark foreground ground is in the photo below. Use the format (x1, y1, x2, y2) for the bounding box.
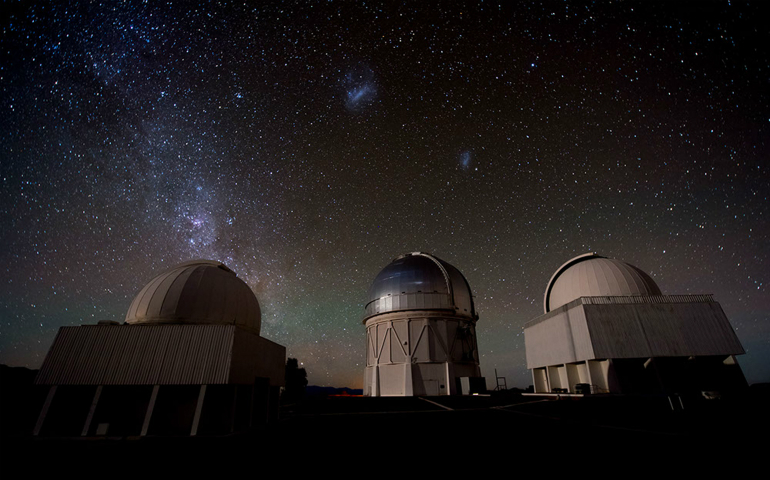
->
(2, 387, 768, 473)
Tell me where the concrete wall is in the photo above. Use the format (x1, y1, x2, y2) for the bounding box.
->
(230, 329, 286, 386)
(524, 304, 592, 368)
(364, 311, 482, 396)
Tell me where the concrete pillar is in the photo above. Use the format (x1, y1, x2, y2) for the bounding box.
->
(588, 360, 610, 393)
(560, 364, 570, 391)
(140, 385, 159, 436)
(584, 360, 594, 393)
(403, 363, 413, 396)
(372, 365, 380, 397)
(190, 384, 207, 436)
(81, 385, 103, 436)
(444, 361, 455, 395)
(402, 317, 414, 397)
(33, 386, 57, 436)
(533, 368, 549, 393)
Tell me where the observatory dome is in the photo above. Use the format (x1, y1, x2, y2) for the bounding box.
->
(364, 252, 476, 320)
(125, 260, 261, 334)
(544, 253, 661, 313)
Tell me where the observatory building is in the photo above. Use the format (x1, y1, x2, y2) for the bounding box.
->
(363, 252, 484, 396)
(524, 253, 746, 395)
(33, 260, 285, 437)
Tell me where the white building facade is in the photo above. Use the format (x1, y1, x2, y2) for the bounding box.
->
(363, 252, 484, 396)
(524, 253, 746, 395)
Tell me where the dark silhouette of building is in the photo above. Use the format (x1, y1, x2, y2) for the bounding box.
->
(33, 260, 285, 437)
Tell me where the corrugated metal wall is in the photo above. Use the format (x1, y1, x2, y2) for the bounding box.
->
(35, 325, 235, 385)
(582, 294, 715, 305)
(524, 295, 744, 369)
(525, 294, 717, 329)
(587, 301, 745, 358)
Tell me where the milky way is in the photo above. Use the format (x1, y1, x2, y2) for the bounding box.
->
(1, 1, 768, 389)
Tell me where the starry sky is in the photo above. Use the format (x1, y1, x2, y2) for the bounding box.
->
(1, 1, 768, 389)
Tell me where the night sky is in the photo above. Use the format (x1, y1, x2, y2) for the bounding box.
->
(1, 1, 768, 389)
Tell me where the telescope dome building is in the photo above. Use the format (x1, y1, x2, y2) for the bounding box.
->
(524, 253, 746, 396)
(124, 260, 262, 333)
(34, 260, 285, 437)
(363, 252, 484, 396)
(544, 254, 662, 313)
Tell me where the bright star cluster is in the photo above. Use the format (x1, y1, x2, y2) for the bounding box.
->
(1, 1, 768, 388)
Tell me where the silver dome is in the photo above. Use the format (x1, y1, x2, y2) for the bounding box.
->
(125, 260, 261, 334)
(364, 252, 476, 320)
(544, 253, 662, 313)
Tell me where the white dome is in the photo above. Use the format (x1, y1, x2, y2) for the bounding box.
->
(125, 260, 261, 334)
(364, 252, 476, 320)
(544, 253, 661, 313)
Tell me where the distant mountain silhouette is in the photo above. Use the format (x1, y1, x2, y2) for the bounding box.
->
(306, 385, 363, 396)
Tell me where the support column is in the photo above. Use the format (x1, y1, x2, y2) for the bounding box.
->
(33, 386, 57, 436)
(372, 322, 381, 397)
(372, 365, 380, 397)
(532, 368, 549, 393)
(190, 384, 207, 436)
(561, 364, 570, 392)
(584, 361, 592, 389)
(141, 385, 159, 436)
(444, 361, 453, 395)
(403, 363, 413, 396)
(81, 385, 103, 436)
(402, 317, 414, 396)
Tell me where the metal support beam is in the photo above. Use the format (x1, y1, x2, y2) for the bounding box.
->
(141, 385, 159, 436)
(81, 385, 103, 436)
(33, 386, 57, 436)
(190, 384, 207, 436)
